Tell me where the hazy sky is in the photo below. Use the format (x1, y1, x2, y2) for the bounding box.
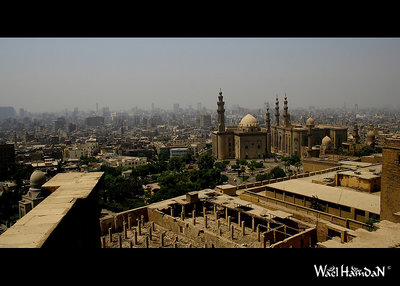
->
(1, 38, 400, 113)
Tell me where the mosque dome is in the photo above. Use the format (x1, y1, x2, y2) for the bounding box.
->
(239, 114, 259, 127)
(306, 117, 315, 127)
(30, 170, 46, 188)
(321, 136, 332, 146)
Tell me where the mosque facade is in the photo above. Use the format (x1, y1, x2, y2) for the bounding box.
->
(211, 90, 348, 160)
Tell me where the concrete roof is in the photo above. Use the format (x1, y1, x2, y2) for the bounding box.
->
(0, 172, 104, 248)
(266, 179, 380, 214)
(319, 220, 400, 248)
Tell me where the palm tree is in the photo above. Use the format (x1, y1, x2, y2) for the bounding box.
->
(294, 161, 302, 174)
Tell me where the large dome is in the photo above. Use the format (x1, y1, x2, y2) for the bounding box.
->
(239, 114, 259, 127)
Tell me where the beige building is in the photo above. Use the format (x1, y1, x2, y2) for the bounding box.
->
(211, 90, 347, 160)
(211, 90, 268, 160)
(270, 96, 348, 158)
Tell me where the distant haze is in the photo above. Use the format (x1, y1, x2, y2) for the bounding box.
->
(1, 38, 400, 113)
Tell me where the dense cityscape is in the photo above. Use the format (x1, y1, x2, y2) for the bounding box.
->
(1, 38, 400, 257)
(1, 97, 399, 231)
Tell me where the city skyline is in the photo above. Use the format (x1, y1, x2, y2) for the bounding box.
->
(1, 38, 400, 113)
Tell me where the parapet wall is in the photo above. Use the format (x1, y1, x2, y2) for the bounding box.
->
(99, 206, 148, 235)
(236, 166, 341, 192)
(147, 207, 241, 248)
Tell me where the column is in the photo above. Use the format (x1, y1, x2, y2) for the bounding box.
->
(238, 212, 241, 225)
(262, 232, 267, 248)
(108, 227, 112, 243)
(205, 215, 208, 228)
(160, 232, 164, 247)
(181, 205, 185, 221)
(118, 234, 122, 248)
(257, 225, 260, 241)
(193, 210, 196, 225)
(149, 226, 153, 240)
(138, 219, 142, 235)
(133, 228, 137, 245)
(123, 222, 127, 239)
(114, 216, 118, 232)
(252, 217, 255, 232)
(128, 215, 132, 230)
(227, 216, 231, 230)
(241, 221, 245, 236)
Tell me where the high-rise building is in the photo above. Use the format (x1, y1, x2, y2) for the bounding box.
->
(0, 106, 16, 120)
(173, 103, 180, 113)
(200, 113, 211, 128)
(85, 116, 104, 127)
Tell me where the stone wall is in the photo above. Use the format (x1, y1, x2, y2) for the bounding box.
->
(147, 207, 240, 248)
(99, 206, 148, 235)
(381, 138, 400, 223)
(269, 227, 316, 248)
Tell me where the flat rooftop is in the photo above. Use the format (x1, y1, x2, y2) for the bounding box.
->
(0, 172, 104, 248)
(264, 179, 380, 214)
(319, 220, 400, 248)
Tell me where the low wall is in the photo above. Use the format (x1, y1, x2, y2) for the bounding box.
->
(237, 166, 341, 192)
(240, 191, 375, 232)
(269, 227, 316, 248)
(147, 208, 241, 248)
(99, 206, 148, 235)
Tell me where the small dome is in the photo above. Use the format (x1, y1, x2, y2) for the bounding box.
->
(30, 170, 46, 188)
(321, 136, 332, 146)
(306, 117, 315, 126)
(239, 114, 259, 127)
(367, 130, 375, 138)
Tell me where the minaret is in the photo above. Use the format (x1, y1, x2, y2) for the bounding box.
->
(274, 95, 280, 126)
(217, 88, 225, 132)
(282, 93, 291, 127)
(265, 104, 271, 157)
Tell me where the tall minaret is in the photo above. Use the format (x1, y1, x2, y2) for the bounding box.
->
(274, 95, 280, 126)
(217, 88, 225, 132)
(282, 93, 291, 127)
(265, 104, 271, 157)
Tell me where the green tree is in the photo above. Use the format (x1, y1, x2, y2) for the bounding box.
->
(256, 172, 271, 181)
(248, 161, 256, 175)
(158, 151, 169, 162)
(269, 166, 286, 179)
(197, 153, 215, 170)
(310, 195, 325, 212)
(294, 161, 302, 173)
(214, 161, 227, 172)
(168, 156, 184, 173)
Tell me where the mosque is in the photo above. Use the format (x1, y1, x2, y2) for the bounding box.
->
(211, 89, 348, 160)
